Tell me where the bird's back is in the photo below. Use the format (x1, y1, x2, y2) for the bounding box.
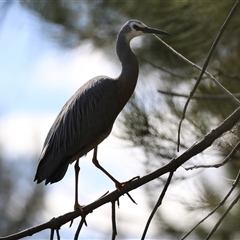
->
(35, 76, 118, 184)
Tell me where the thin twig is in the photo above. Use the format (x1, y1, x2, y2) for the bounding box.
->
(138, 56, 192, 79)
(181, 168, 240, 240)
(111, 201, 117, 240)
(74, 217, 86, 240)
(158, 90, 240, 100)
(97, 191, 109, 200)
(126, 192, 137, 205)
(184, 140, 240, 170)
(205, 191, 240, 240)
(70, 209, 87, 228)
(56, 229, 60, 240)
(50, 229, 54, 240)
(141, 171, 174, 240)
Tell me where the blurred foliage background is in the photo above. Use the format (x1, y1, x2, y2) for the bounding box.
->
(1, 1, 240, 239)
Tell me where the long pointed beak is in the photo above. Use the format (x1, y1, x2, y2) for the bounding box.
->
(142, 26, 169, 35)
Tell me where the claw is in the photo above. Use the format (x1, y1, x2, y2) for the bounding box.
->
(74, 203, 84, 212)
(70, 204, 87, 228)
(115, 175, 140, 189)
(115, 176, 140, 205)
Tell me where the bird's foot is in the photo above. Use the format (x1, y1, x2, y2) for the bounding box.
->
(74, 202, 84, 212)
(70, 203, 87, 228)
(115, 176, 140, 205)
(115, 175, 140, 189)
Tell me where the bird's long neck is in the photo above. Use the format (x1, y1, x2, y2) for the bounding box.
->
(116, 33, 139, 113)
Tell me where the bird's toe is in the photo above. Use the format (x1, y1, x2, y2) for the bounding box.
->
(115, 175, 140, 189)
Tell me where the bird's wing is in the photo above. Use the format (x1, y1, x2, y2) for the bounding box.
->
(35, 76, 118, 183)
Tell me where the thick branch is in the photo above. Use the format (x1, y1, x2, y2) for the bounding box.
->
(1, 106, 240, 240)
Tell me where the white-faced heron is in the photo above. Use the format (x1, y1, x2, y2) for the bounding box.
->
(34, 20, 169, 209)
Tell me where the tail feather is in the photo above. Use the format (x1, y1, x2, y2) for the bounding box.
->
(45, 160, 69, 184)
(34, 151, 70, 184)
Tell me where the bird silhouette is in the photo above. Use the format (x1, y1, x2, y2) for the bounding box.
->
(34, 20, 169, 209)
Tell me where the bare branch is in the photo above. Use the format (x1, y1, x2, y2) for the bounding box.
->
(141, 171, 174, 240)
(1, 106, 240, 240)
(126, 192, 138, 204)
(184, 140, 240, 170)
(50, 229, 54, 240)
(74, 217, 86, 240)
(111, 201, 117, 240)
(56, 229, 60, 240)
(158, 90, 240, 100)
(138, 56, 193, 79)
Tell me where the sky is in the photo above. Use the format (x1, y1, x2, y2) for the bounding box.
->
(0, 2, 157, 239)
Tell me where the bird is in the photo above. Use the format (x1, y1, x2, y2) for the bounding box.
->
(34, 20, 169, 210)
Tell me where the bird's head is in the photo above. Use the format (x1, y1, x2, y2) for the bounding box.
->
(121, 20, 169, 42)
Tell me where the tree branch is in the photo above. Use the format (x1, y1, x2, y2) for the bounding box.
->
(74, 217, 86, 240)
(138, 56, 193, 79)
(1, 105, 240, 239)
(158, 90, 240, 100)
(184, 140, 240, 170)
(111, 201, 117, 240)
(141, 171, 174, 240)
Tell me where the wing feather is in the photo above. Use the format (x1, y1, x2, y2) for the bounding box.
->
(35, 76, 118, 183)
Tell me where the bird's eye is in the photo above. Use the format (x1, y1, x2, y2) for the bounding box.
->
(133, 24, 141, 31)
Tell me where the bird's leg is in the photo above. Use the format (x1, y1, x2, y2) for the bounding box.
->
(74, 159, 82, 210)
(70, 159, 87, 228)
(92, 146, 140, 190)
(92, 146, 120, 186)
